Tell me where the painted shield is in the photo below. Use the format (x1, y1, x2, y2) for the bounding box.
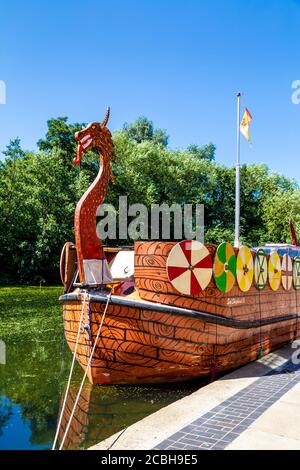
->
(167, 240, 213, 296)
(213, 242, 236, 293)
(293, 256, 300, 290)
(281, 253, 293, 290)
(268, 251, 282, 291)
(236, 246, 254, 292)
(254, 249, 268, 290)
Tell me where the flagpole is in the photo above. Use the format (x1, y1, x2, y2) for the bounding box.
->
(234, 92, 241, 248)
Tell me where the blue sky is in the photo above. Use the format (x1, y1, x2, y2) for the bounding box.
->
(0, 0, 300, 181)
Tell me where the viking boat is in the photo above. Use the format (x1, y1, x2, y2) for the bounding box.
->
(60, 109, 300, 385)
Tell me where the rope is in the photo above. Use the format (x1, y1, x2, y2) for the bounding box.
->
(210, 316, 218, 382)
(295, 288, 299, 341)
(101, 256, 104, 283)
(258, 293, 263, 359)
(52, 290, 88, 450)
(107, 427, 128, 450)
(58, 290, 112, 451)
(59, 321, 66, 376)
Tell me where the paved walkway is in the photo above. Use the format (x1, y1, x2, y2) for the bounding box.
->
(155, 360, 300, 450)
(90, 344, 300, 450)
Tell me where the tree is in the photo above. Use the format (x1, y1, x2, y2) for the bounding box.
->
(123, 116, 169, 146)
(0, 148, 93, 283)
(0, 115, 299, 284)
(262, 189, 300, 244)
(187, 143, 215, 161)
(3, 137, 25, 161)
(37, 117, 85, 166)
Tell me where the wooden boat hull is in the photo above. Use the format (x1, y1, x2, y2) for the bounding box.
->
(61, 292, 300, 385)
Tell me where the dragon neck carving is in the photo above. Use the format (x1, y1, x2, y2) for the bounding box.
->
(74, 108, 114, 282)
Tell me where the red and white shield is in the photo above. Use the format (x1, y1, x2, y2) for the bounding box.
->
(166, 240, 213, 296)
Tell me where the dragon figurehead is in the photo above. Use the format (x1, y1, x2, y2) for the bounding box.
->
(73, 107, 115, 283)
(73, 107, 114, 181)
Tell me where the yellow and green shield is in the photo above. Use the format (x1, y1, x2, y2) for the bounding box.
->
(213, 242, 236, 293)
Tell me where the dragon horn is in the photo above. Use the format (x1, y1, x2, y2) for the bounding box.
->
(101, 107, 110, 127)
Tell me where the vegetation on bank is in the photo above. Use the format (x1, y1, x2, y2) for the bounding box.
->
(0, 116, 300, 284)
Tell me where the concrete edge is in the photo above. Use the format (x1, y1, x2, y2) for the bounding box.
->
(89, 344, 293, 450)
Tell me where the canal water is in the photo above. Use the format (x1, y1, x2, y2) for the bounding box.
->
(0, 287, 206, 450)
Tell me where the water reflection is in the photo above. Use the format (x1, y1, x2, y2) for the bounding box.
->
(58, 384, 92, 450)
(57, 376, 207, 450)
(0, 287, 206, 450)
(0, 396, 50, 450)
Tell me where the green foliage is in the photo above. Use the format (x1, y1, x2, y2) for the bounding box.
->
(0, 146, 93, 283)
(187, 143, 215, 161)
(37, 117, 85, 167)
(123, 116, 169, 146)
(110, 132, 213, 207)
(0, 115, 299, 284)
(3, 137, 25, 161)
(261, 189, 300, 243)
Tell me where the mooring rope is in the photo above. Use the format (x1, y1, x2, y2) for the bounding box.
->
(210, 310, 218, 382)
(295, 289, 299, 340)
(58, 289, 112, 451)
(52, 290, 89, 450)
(258, 293, 263, 359)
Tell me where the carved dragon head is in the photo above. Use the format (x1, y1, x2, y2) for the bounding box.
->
(74, 107, 113, 165)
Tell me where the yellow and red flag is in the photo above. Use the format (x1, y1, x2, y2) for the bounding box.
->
(240, 108, 252, 144)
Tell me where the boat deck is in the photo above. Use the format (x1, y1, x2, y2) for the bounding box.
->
(90, 344, 300, 450)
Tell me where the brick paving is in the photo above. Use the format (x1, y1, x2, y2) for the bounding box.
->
(154, 360, 300, 450)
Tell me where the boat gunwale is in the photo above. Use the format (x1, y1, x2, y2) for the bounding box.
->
(60, 292, 300, 330)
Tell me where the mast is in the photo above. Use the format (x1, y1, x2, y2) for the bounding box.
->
(234, 92, 241, 248)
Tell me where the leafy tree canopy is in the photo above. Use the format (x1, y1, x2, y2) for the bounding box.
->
(37, 117, 85, 166)
(123, 116, 169, 146)
(187, 143, 215, 161)
(2, 137, 25, 162)
(0, 116, 298, 284)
